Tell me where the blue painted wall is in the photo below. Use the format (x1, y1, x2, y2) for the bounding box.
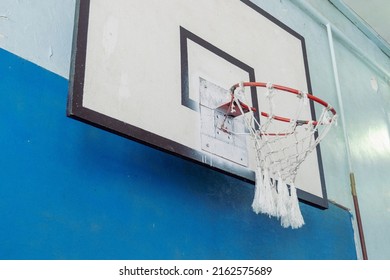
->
(0, 48, 356, 259)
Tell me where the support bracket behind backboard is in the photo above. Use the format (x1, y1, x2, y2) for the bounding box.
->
(199, 78, 248, 167)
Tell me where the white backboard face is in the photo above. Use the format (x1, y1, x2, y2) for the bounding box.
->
(68, 0, 328, 207)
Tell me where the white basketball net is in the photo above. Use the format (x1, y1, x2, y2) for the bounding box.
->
(226, 82, 337, 229)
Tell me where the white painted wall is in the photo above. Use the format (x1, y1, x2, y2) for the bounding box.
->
(0, 0, 75, 78)
(343, 0, 390, 43)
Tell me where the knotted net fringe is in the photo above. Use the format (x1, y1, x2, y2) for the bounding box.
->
(251, 166, 304, 229)
(281, 183, 305, 229)
(252, 167, 276, 217)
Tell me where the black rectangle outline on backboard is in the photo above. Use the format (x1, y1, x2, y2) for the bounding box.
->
(67, 0, 328, 209)
(180, 26, 258, 113)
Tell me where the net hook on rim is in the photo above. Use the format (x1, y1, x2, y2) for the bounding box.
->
(229, 82, 337, 126)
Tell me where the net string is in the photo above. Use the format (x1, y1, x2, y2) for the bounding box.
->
(231, 84, 337, 181)
(227, 83, 337, 228)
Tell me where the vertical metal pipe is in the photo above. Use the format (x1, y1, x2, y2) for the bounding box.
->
(350, 173, 368, 260)
(326, 24, 368, 260)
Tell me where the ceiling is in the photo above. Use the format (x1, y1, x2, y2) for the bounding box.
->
(330, 0, 390, 57)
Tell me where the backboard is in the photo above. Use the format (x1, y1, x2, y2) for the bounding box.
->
(68, 0, 328, 208)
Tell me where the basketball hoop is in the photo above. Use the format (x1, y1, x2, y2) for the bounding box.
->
(220, 82, 337, 229)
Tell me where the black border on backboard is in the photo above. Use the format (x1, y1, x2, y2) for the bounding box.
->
(67, 0, 328, 209)
(180, 26, 258, 113)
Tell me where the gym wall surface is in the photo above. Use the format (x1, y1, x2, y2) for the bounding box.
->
(1, 0, 390, 259)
